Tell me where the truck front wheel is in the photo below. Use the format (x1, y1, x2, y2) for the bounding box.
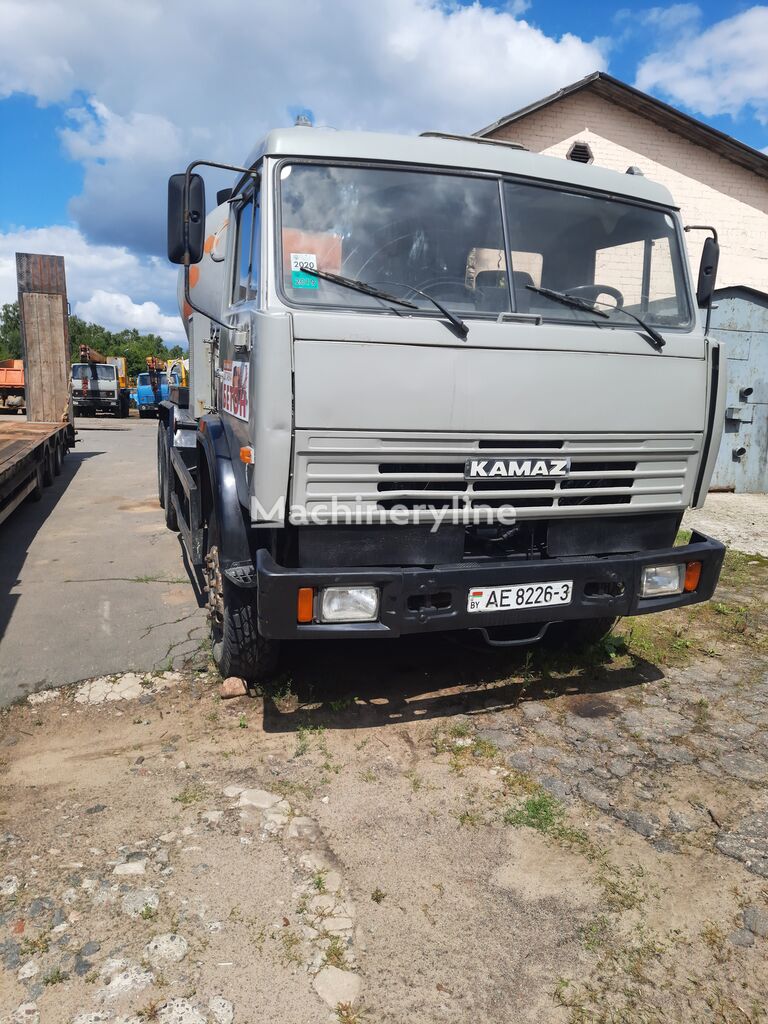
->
(204, 508, 279, 684)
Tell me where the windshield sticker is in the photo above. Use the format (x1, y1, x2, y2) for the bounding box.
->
(221, 359, 249, 421)
(290, 252, 318, 289)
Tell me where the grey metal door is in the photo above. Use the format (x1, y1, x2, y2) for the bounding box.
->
(710, 287, 768, 493)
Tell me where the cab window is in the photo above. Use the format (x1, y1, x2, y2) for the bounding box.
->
(234, 192, 260, 302)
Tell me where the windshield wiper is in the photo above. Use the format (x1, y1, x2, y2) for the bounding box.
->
(525, 284, 610, 318)
(595, 301, 666, 352)
(526, 285, 665, 353)
(390, 282, 469, 338)
(302, 267, 468, 338)
(300, 267, 418, 311)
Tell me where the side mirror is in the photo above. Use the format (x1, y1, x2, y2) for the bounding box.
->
(696, 236, 719, 308)
(167, 172, 206, 265)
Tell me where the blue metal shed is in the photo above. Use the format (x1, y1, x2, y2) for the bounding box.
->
(710, 286, 768, 493)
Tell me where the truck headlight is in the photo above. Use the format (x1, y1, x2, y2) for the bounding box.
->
(640, 564, 685, 597)
(319, 586, 379, 622)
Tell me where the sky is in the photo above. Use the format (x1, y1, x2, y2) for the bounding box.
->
(0, 0, 766, 344)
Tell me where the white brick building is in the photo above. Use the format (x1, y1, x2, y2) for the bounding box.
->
(476, 72, 768, 294)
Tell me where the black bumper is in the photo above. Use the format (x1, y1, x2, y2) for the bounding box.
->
(230, 530, 725, 641)
(74, 399, 118, 410)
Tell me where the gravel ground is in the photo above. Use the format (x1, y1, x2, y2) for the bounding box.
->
(685, 492, 768, 556)
(1, 546, 768, 1024)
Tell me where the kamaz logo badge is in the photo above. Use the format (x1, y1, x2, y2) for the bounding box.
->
(464, 457, 571, 479)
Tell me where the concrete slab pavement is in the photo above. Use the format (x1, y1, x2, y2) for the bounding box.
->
(0, 415, 207, 706)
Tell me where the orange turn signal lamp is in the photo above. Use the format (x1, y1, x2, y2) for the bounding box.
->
(239, 446, 254, 465)
(684, 560, 702, 592)
(297, 587, 315, 623)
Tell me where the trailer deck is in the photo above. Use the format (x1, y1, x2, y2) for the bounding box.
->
(0, 419, 70, 526)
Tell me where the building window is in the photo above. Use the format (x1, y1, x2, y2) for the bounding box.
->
(567, 141, 593, 164)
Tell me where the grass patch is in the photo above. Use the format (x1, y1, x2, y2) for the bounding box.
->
(43, 966, 68, 985)
(171, 782, 206, 806)
(294, 723, 325, 757)
(323, 935, 349, 969)
(371, 888, 386, 904)
(336, 1003, 365, 1024)
(504, 791, 563, 832)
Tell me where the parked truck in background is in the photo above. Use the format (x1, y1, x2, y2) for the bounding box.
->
(0, 359, 25, 414)
(71, 345, 130, 417)
(136, 356, 172, 418)
(158, 128, 726, 683)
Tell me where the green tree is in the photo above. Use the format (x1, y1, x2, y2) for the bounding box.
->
(0, 302, 22, 361)
(2, 301, 184, 380)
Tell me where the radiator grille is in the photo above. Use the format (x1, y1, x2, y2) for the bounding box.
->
(293, 434, 699, 522)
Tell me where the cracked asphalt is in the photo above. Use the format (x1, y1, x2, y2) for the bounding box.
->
(0, 414, 207, 707)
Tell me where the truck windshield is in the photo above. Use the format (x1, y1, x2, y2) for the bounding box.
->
(279, 164, 509, 317)
(72, 364, 116, 380)
(137, 373, 168, 386)
(278, 164, 691, 329)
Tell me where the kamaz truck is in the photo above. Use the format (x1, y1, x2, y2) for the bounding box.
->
(72, 346, 130, 417)
(158, 128, 726, 682)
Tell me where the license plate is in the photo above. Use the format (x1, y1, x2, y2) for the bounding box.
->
(467, 580, 573, 613)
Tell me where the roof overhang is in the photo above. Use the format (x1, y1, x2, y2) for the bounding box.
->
(475, 72, 768, 181)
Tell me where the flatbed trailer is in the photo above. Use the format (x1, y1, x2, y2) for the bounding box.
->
(0, 421, 70, 525)
(0, 253, 75, 527)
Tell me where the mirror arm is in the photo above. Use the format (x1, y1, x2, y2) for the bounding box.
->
(684, 224, 718, 244)
(181, 158, 259, 334)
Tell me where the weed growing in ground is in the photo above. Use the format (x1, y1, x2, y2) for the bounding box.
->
(20, 934, 50, 956)
(172, 783, 206, 806)
(323, 935, 349, 969)
(311, 870, 328, 893)
(371, 888, 386, 904)
(294, 723, 325, 757)
(504, 791, 563, 832)
(43, 966, 68, 985)
(336, 1003, 365, 1024)
(139, 904, 157, 921)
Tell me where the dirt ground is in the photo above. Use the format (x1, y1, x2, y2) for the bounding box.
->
(2, 547, 768, 1024)
(685, 493, 768, 557)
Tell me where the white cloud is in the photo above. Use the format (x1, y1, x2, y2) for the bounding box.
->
(74, 290, 185, 343)
(636, 6, 768, 124)
(0, 224, 183, 342)
(0, 0, 607, 254)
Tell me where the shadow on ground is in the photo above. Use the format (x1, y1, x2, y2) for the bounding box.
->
(262, 631, 664, 733)
(0, 448, 100, 644)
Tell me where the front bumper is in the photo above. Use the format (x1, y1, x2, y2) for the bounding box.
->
(74, 398, 118, 410)
(227, 530, 725, 641)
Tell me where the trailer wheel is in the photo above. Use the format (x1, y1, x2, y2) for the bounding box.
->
(53, 440, 63, 476)
(157, 423, 167, 508)
(42, 445, 55, 487)
(205, 509, 279, 684)
(29, 462, 44, 502)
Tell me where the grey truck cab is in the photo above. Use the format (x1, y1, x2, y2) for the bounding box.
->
(160, 127, 726, 682)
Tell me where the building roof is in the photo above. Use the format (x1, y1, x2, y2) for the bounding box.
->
(475, 71, 768, 180)
(240, 125, 675, 206)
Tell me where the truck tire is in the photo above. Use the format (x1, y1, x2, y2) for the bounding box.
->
(157, 423, 167, 508)
(205, 508, 279, 684)
(53, 440, 63, 476)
